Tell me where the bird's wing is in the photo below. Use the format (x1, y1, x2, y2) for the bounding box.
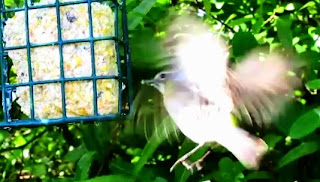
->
(228, 50, 301, 127)
(165, 16, 230, 102)
(165, 15, 300, 127)
(130, 85, 182, 143)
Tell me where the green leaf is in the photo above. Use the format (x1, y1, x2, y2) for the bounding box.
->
(219, 157, 234, 171)
(263, 134, 283, 149)
(203, 0, 212, 15)
(275, 6, 285, 13)
(277, 141, 320, 169)
(289, 108, 320, 139)
(4, 0, 15, 7)
(214, 0, 224, 9)
(285, 3, 295, 11)
(30, 164, 47, 177)
(80, 175, 136, 182)
(133, 117, 170, 175)
(246, 171, 272, 180)
(232, 32, 258, 57)
(299, 1, 316, 11)
(0, 130, 10, 143)
(252, 18, 264, 33)
(306, 79, 320, 90)
(276, 17, 293, 49)
(156, 0, 170, 5)
(229, 15, 253, 26)
(64, 144, 88, 162)
(13, 135, 27, 146)
(130, 28, 168, 70)
(153, 177, 168, 182)
(174, 139, 210, 182)
(44, 178, 74, 182)
(109, 158, 135, 175)
(75, 151, 96, 181)
(206, 157, 244, 182)
(110, 157, 159, 181)
(127, 0, 157, 30)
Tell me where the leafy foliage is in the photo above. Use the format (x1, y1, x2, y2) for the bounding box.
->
(1, 0, 320, 181)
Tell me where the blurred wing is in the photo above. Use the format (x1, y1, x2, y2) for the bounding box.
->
(130, 85, 181, 143)
(228, 50, 301, 127)
(165, 16, 230, 101)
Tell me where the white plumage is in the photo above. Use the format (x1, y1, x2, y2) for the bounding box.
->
(144, 15, 298, 171)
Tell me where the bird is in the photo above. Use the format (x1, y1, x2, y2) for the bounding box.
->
(139, 15, 300, 172)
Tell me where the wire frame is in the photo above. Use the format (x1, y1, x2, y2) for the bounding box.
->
(0, 0, 133, 128)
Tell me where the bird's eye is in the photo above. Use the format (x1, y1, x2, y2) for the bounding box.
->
(159, 73, 166, 79)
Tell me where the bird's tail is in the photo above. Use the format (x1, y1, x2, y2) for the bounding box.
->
(217, 127, 268, 170)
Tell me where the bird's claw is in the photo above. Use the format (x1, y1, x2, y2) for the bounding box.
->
(181, 159, 203, 173)
(170, 156, 188, 172)
(170, 150, 211, 173)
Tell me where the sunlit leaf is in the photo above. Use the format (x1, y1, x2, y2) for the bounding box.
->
(4, 0, 15, 7)
(229, 15, 253, 26)
(203, 0, 211, 15)
(275, 6, 285, 13)
(252, 18, 264, 33)
(299, 1, 316, 11)
(13, 135, 27, 146)
(285, 3, 295, 11)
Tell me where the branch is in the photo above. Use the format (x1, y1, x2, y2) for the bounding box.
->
(0, 130, 47, 153)
(210, 15, 236, 33)
(179, 0, 236, 34)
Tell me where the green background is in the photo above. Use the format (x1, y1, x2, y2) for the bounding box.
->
(1, 0, 320, 181)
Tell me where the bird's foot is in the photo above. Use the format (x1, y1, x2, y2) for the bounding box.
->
(170, 150, 211, 173)
(181, 160, 202, 174)
(170, 155, 189, 172)
(170, 144, 204, 172)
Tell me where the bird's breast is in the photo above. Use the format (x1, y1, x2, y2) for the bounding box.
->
(163, 90, 234, 144)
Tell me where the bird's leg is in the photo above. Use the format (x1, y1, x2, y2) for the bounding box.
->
(181, 150, 211, 173)
(170, 143, 205, 172)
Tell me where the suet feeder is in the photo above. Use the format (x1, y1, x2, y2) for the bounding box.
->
(0, 0, 133, 127)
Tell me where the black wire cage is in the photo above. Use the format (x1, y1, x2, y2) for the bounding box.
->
(0, 0, 133, 128)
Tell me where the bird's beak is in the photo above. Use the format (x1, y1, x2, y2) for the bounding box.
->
(141, 79, 156, 86)
(141, 79, 163, 93)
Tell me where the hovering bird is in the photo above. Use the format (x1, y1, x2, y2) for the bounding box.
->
(139, 15, 299, 172)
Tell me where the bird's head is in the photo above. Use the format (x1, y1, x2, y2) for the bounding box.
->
(141, 71, 174, 94)
(141, 70, 190, 95)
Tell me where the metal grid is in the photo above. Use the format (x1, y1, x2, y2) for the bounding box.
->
(0, 0, 133, 127)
